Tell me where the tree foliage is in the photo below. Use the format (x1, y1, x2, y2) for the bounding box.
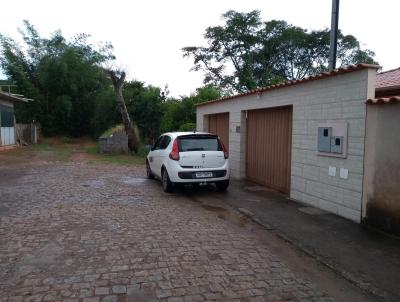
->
(183, 10, 378, 93)
(0, 21, 114, 136)
(160, 86, 221, 134)
(0, 22, 218, 141)
(124, 81, 164, 144)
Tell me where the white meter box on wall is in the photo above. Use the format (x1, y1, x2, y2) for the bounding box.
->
(317, 122, 348, 158)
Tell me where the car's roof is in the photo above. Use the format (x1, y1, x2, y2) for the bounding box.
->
(162, 131, 212, 137)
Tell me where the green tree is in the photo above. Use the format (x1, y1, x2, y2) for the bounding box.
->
(123, 81, 163, 144)
(160, 86, 221, 133)
(91, 87, 119, 137)
(0, 21, 114, 136)
(183, 10, 378, 93)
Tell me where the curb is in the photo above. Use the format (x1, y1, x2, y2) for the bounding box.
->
(235, 206, 389, 301)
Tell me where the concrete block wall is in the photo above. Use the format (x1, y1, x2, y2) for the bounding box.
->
(197, 68, 377, 222)
(99, 132, 129, 154)
(363, 103, 400, 235)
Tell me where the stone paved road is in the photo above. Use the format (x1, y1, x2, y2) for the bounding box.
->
(0, 149, 368, 301)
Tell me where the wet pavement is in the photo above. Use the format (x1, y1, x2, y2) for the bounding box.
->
(207, 182, 400, 302)
(0, 148, 377, 301)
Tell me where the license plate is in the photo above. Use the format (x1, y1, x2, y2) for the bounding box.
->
(195, 172, 213, 178)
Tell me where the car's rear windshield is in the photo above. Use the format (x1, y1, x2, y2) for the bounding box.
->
(178, 135, 221, 152)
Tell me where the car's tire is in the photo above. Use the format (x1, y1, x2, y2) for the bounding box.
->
(216, 180, 229, 192)
(146, 161, 154, 179)
(162, 168, 174, 193)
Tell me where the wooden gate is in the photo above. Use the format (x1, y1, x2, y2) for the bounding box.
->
(208, 112, 229, 150)
(16, 123, 38, 145)
(246, 106, 292, 193)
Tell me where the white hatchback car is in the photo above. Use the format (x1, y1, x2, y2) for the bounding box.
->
(146, 132, 230, 192)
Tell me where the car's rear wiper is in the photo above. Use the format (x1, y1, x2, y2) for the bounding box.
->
(185, 148, 204, 151)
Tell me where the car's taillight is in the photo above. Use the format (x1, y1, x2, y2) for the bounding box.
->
(221, 141, 229, 159)
(169, 139, 180, 161)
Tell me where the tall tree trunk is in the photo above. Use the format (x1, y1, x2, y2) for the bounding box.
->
(107, 70, 138, 153)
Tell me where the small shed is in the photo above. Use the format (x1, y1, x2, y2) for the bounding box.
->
(0, 91, 28, 150)
(98, 131, 129, 154)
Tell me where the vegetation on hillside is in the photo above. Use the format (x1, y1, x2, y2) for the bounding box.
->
(0, 12, 377, 146)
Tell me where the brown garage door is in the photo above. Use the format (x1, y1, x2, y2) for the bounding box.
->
(246, 106, 292, 194)
(208, 113, 229, 150)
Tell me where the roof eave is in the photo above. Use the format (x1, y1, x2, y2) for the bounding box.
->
(366, 96, 400, 105)
(0, 92, 30, 103)
(196, 64, 381, 108)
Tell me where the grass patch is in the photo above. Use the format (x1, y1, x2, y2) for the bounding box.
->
(30, 138, 74, 161)
(85, 140, 146, 165)
(88, 153, 145, 166)
(85, 145, 100, 155)
(8, 137, 146, 165)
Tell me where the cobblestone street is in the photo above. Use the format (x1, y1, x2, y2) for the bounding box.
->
(0, 148, 372, 301)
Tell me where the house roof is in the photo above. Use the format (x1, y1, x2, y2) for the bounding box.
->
(376, 67, 400, 90)
(366, 96, 400, 105)
(196, 64, 380, 107)
(0, 91, 30, 103)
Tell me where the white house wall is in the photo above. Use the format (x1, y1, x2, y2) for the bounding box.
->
(197, 68, 377, 222)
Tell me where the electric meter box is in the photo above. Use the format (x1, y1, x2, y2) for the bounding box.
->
(317, 123, 348, 158)
(318, 127, 332, 152)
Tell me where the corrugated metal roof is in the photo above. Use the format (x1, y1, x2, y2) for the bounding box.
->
(0, 91, 30, 103)
(376, 67, 400, 90)
(366, 96, 400, 105)
(196, 64, 380, 107)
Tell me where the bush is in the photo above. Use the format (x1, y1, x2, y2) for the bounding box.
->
(100, 124, 125, 138)
(179, 122, 196, 131)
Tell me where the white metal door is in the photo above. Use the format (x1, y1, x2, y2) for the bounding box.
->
(1, 127, 15, 145)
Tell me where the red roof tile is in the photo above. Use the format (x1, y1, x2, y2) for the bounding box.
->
(196, 64, 380, 107)
(366, 96, 400, 104)
(376, 67, 400, 90)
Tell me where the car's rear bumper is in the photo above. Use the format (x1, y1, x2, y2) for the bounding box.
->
(166, 161, 230, 183)
(178, 170, 227, 179)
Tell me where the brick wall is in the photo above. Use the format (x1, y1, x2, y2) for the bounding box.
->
(197, 68, 377, 222)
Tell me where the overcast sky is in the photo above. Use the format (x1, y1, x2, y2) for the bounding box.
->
(1, 0, 399, 97)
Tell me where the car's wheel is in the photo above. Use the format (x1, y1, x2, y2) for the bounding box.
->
(216, 180, 229, 192)
(146, 161, 154, 179)
(162, 168, 174, 193)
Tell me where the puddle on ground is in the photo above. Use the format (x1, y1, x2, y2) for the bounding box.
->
(207, 251, 223, 261)
(244, 186, 271, 192)
(121, 177, 147, 185)
(202, 204, 227, 212)
(246, 198, 261, 203)
(81, 180, 105, 188)
(0, 205, 9, 216)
